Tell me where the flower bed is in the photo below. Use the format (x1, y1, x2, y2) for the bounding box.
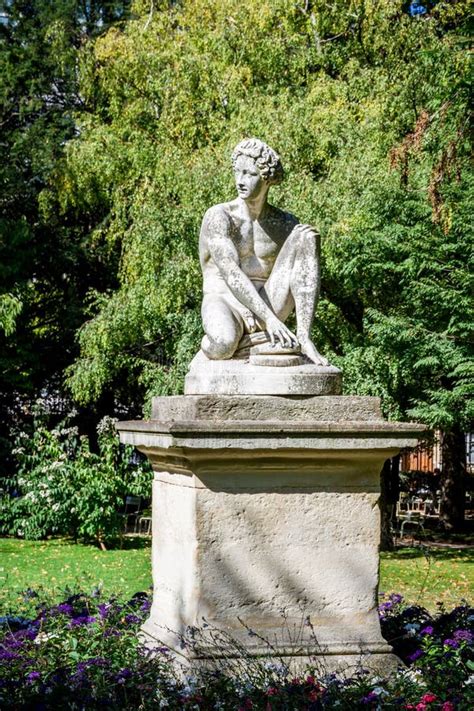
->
(1, 589, 472, 709)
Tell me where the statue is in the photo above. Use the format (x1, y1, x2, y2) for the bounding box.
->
(198, 138, 329, 366)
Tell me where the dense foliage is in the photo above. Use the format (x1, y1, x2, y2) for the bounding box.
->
(1, 1, 472, 527)
(0, 406, 152, 546)
(0, 588, 472, 709)
(0, 1, 136, 452)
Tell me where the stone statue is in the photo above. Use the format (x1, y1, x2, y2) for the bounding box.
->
(198, 138, 328, 366)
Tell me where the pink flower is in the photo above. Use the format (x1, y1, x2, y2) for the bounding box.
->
(421, 694, 437, 703)
(441, 703, 455, 711)
(266, 687, 278, 696)
(416, 704, 427, 711)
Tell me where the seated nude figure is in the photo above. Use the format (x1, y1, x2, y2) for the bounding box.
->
(199, 138, 329, 366)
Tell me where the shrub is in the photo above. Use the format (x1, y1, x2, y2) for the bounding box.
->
(0, 409, 152, 547)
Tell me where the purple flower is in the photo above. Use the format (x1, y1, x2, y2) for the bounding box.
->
(78, 657, 108, 669)
(103, 628, 122, 638)
(420, 626, 434, 636)
(90, 656, 108, 666)
(453, 629, 473, 643)
(408, 649, 423, 662)
(97, 603, 109, 619)
(124, 614, 141, 625)
(115, 668, 133, 684)
(444, 638, 459, 649)
(362, 691, 378, 703)
(389, 593, 403, 604)
(68, 615, 97, 627)
(56, 603, 74, 615)
(27, 671, 41, 683)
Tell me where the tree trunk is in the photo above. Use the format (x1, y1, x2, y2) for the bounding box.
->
(380, 456, 400, 551)
(439, 427, 466, 531)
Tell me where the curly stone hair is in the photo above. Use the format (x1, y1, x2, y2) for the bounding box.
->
(231, 138, 284, 186)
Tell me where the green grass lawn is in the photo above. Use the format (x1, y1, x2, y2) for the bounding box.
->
(380, 545, 473, 609)
(0, 537, 152, 612)
(1, 537, 472, 613)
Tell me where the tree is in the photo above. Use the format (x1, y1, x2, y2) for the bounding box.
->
(0, 0, 133, 471)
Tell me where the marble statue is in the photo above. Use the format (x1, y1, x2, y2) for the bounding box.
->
(199, 138, 328, 366)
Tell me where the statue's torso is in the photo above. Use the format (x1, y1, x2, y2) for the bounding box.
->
(200, 200, 297, 294)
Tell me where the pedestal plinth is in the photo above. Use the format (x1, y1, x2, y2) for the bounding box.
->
(117, 395, 424, 673)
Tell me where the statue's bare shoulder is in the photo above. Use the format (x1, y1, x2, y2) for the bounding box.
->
(200, 202, 232, 245)
(199, 202, 241, 268)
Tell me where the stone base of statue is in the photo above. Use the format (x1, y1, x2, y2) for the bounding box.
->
(117, 392, 424, 674)
(185, 335, 342, 395)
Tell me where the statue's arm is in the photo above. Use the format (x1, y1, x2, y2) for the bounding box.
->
(204, 208, 275, 325)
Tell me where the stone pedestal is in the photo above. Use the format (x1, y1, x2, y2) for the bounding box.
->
(117, 395, 425, 673)
(185, 350, 342, 395)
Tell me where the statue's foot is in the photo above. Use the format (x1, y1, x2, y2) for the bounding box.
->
(298, 336, 329, 366)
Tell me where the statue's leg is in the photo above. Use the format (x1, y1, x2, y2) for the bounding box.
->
(261, 228, 328, 365)
(261, 228, 319, 334)
(201, 294, 244, 360)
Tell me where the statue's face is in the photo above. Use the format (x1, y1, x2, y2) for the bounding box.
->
(233, 154, 266, 200)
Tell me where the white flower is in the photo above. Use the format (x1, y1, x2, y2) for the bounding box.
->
(34, 632, 57, 645)
(403, 668, 426, 685)
(264, 661, 289, 675)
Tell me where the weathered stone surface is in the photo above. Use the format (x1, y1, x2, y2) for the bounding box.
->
(151, 394, 384, 423)
(184, 350, 342, 395)
(142, 468, 394, 671)
(117, 395, 425, 672)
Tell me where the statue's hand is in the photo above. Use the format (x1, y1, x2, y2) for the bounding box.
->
(265, 314, 298, 348)
(290, 223, 320, 240)
(298, 335, 329, 366)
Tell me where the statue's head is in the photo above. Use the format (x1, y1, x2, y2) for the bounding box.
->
(231, 138, 284, 187)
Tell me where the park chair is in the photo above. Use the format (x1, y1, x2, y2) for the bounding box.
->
(398, 509, 426, 540)
(122, 495, 143, 533)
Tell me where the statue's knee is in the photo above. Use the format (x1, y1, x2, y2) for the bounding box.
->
(201, 334, 238, 360)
